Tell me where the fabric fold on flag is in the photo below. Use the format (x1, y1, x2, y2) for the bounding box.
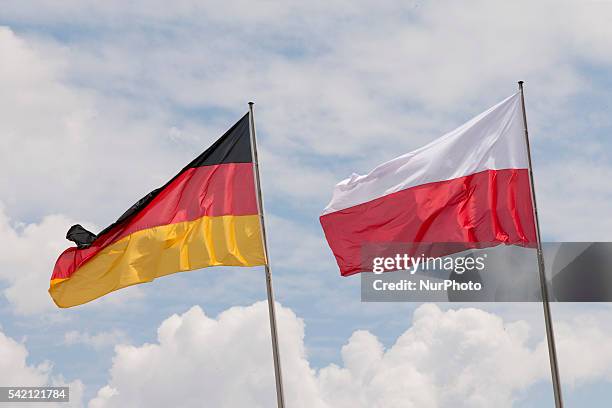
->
(320, 93, 537, 276)
(50, 113, 266, 307)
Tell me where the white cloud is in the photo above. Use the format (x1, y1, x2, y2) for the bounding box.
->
(0, 330, 48, 386)
(0, 328, 83, 407)
(0, 7, 612, 405)
(538, 159, 612, 241)
(317, 305, 548, 408)
(88, 302, 324, 408)
(0, 204, 78, 314)
(89, 302, 612, 408)
(0, 204, 144, 314)
(0, 27, 197, 223)
(555, 309, 612, 387)
(267, 214, 330, 273)
(63, 330, 128, 350)
(3, 2, 612, 232)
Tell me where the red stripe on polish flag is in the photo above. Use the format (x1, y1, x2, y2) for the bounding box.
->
(320, 169, 536, 276)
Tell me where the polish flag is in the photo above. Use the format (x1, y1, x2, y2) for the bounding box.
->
(320, 93, 537, 276)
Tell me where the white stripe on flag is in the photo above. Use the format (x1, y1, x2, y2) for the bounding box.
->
(322, 93, 528, 215)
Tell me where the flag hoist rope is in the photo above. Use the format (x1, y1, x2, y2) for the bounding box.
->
(518, 81, 563, 408)
(248, 102, 286, 408)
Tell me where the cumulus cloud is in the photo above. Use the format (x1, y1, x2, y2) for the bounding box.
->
(89, 302, 612, 408)
(0, 328, 83, 407)
(0, 330, 48, 386)
(318, 305, 548, 408)
(89, 302, 324, 408)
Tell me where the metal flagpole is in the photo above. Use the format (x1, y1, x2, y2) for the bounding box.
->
(248, 102, 286, 408)
(518, 81, 563, 408)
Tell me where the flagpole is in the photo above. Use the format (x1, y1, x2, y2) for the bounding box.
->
(248, 102, 286, 408)
(518, 81, 563, 408)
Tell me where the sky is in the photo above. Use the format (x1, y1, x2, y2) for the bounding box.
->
(1, 1, 612, 406)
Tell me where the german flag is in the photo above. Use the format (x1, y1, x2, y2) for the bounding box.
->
(49, 114, 266, 307)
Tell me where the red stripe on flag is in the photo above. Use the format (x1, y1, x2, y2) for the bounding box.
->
(320, 168, 536, 276)
(52, 162, 258, 280)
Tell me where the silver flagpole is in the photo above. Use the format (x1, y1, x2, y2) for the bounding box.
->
(518, 81, 563, 408)
(248, 102, 286, 408)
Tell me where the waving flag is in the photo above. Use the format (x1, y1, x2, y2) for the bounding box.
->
(50, 114, 265, 307)
(320, 93, 537, 276)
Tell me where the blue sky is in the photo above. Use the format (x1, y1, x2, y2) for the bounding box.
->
(1, 1, 612, 407)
